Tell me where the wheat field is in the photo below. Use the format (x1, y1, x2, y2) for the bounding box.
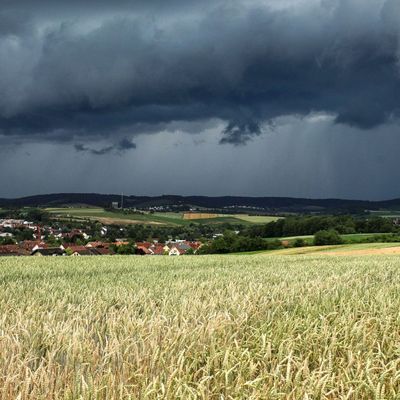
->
(1, 255, 400, 399)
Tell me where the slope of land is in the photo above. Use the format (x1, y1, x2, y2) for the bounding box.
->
(261, 242, 400, 256)
(46, 207, 280, 226)
(4, 192, 400, 213)
(1, 254, 400, 398)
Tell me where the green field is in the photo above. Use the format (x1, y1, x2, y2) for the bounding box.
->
(369, 210, 400, 218)
(226, 214, 281, 223)
(278, 232, 393, 245)
(1, 255, 400, 398)
(279, 233, 392, 241)
(47, 208, 191, 225)
(47, 208, 280, 226)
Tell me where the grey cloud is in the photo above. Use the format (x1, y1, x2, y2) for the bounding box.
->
(220, 120, 262, 146)
(74, 137, 136, 155)
(117, 137, 136, 150)
(74, 143, 114, 155)
(0, 0, 399, 146)
(0, 10, 32, 36)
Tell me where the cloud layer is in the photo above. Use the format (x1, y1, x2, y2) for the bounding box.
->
(0, 0, 399, 148)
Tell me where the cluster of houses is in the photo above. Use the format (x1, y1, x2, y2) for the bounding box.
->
(0, 239, 202, 257)
(0, 218, 36, 230)
(135, 240, 201, 256)
(0, 218, 203, 257)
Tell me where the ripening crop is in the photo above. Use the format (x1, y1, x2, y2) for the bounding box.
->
(0, 254, 400, 399)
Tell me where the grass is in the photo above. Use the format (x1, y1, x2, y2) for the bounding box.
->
(184, 214, 281, 224)
(193, 216, 254, 225)
(229, 214, 281, 223)
(369, 210, 400, 218)
(279, 233, 391, 241)
(154, 212, 185, 220)
(277, 233, 394, 246)
(47, 208, 191, 226)
(1, 254, 400, 398)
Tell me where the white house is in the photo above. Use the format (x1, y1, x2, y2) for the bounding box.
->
(0, 232, 13, 238)
(169, 246, 186, 256)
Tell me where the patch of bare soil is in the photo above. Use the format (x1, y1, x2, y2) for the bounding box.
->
(183, 213, 218, 220)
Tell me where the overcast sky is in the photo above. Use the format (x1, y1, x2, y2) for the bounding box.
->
(1, 0, 400, 200)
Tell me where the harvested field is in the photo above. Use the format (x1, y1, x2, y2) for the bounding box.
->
(183, 213, 219, 220)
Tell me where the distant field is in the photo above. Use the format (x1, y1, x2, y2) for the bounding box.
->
(369, 210, 400, 218)
(47, 207, 177, 225)
(47, 208, 280, 226)
(183, 213, 218, 220)
(183, 213, 280, 223)
(279, 233, 390, 240)
(47, 208, 194, 226)
(228, 214, 281, 223)
(277, 232, 393, 245)
(182, 213, 279, 223)
(2, 254, 400, 398)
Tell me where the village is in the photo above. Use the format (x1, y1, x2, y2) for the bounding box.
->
(0, 218, 202, 257)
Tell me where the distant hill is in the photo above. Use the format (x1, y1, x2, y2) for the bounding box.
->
(1, 193, 400, 214)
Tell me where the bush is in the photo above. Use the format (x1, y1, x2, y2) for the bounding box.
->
(313, 230, 343, 246)
(266, 240, 283, 250)
(115, 244, 136, 255)
(293, 238, 306, 247)
(199, 232, 270, 254)
(0, 237, 16, 245)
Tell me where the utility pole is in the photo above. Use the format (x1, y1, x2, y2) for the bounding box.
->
(121, 192, 124, 210)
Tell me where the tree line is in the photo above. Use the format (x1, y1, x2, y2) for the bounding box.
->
(244, 215, 395, 238)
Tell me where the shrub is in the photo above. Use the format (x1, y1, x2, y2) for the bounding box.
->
(293, 238, 306, 247)
(313, 230, 343, 246)
(266, 240, 283, 250)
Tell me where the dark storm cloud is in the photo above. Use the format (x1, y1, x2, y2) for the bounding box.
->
(74, 137, 136, 155)
(74, 143, 114, 155)
(118, 137, 136, 150)
(220, 120, 263, 146)
(0, 0, 400, 146)
(0, 10, 32, 36)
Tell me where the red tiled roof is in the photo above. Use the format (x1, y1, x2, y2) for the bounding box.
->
(64, 245, 87, 252)
(113, 241, 129, 246)
(151, 245, 165, 255)
(0, 245, 25, 255)
(92, 248, 113, 255)
(136, 242, 152, 249)
(186, 241, 202, 250)
(20, 241, 48, 251)
(86, 241, 109, 248)
(136, 245, 151, 255)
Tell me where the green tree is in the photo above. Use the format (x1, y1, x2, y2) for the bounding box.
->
(313, 230, 343, 246)
(293, 238, 306, 247)
(0, 237, 16, 245)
